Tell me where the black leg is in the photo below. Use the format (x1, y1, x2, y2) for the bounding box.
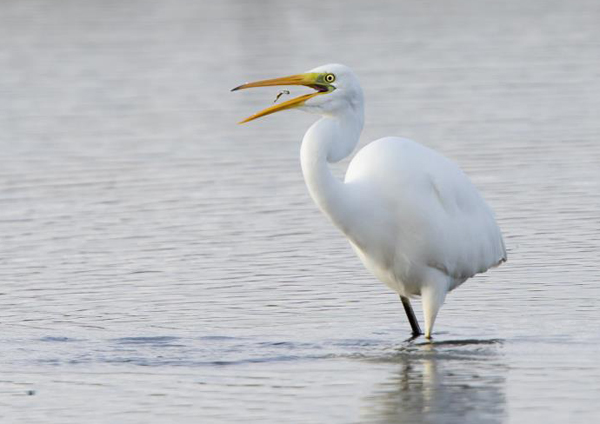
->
(400, 295, 422, 337)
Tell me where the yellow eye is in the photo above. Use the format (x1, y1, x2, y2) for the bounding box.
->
(324, 73, 336, 83)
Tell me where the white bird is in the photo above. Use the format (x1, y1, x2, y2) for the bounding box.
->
(232, 64, 506, 339)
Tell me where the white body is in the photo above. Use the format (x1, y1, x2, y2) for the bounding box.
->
(298, 64, 506, 337)
(344, 137, 505, 296)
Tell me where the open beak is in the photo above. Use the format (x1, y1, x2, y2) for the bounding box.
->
(231, 72, 331, 124)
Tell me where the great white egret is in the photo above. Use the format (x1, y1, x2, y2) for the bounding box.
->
(232, 64, 506, 339)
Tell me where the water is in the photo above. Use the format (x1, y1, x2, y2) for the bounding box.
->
(1, 0, 600, 422)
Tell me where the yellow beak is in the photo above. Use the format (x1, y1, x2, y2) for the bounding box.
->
(231, 73, 327, 124)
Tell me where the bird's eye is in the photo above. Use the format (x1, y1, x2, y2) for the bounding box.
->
(324, 73, 336, 83)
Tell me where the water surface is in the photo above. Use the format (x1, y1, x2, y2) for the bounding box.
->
(1, 0, 600, 423)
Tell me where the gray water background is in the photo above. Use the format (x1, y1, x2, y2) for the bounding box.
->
(1, 0, 600, 422)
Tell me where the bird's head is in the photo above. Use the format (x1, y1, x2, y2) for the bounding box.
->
(232, 63, 363, 124)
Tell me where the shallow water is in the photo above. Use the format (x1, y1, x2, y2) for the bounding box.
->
(1, 0, 600, 422)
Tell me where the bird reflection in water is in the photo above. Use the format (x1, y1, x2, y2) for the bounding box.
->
(361, 339, 507, 424)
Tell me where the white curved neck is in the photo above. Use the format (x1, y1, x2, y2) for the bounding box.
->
(300, 109, 364, 233)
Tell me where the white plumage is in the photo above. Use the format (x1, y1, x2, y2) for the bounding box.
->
(234, 63, 506, 338)
(343, 137, 506, 335)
